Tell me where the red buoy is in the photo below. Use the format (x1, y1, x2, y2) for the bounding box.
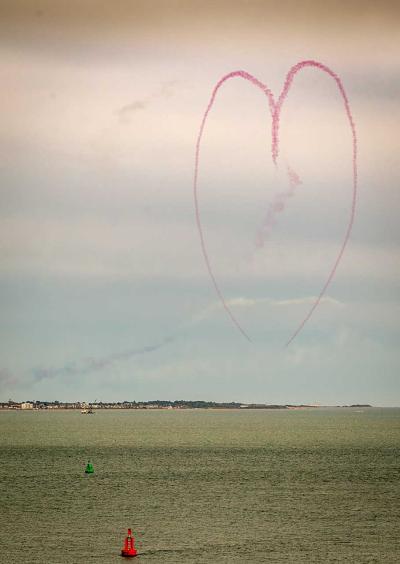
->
(121, 528, 137, 558)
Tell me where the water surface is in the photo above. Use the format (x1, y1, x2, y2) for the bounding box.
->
(1, 408, 399, 562)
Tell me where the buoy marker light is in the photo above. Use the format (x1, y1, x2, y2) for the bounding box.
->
(85, 460, 94, 474)
(121, 528, 137, 558)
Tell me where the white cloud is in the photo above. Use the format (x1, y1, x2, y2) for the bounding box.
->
(223, 295, 342, 309)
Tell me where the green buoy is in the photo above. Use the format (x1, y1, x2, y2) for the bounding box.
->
(85, 461, 94, 474)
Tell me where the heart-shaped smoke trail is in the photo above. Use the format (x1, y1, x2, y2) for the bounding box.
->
(193, 60, 358, 346)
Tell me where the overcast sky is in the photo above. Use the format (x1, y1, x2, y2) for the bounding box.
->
(1, 1, 399, 404)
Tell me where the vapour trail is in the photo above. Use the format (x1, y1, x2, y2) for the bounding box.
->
(32, 335, 175, 382)
(27, 291, 342, 383)
(193, 60, 358, 346)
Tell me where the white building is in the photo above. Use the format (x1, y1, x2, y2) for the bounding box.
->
(21, 402, 34, 409)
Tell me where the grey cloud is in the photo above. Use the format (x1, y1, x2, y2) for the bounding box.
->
(197, 295, 342, 318)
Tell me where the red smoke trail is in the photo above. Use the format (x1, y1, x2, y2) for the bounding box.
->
(255, 165, 302, 248)
(193, 60, 358, 345)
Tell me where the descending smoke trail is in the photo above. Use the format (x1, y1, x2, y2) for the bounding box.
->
(193, 60, 358, 345)
(255, 165, 302, 248)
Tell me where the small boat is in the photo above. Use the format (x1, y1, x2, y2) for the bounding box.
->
(81, 403, 95, 414)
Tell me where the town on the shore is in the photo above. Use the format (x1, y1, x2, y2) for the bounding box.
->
(0, 399, 372, 410)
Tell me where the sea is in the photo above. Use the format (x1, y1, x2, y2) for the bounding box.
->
(0, 408, 399, 563)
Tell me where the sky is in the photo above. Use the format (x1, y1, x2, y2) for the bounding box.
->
(0, 1, 399, 405)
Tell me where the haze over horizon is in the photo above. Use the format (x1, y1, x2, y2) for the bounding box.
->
(0, 1, 399, 406)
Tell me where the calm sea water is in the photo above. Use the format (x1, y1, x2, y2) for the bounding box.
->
(0, 408, 399, 563)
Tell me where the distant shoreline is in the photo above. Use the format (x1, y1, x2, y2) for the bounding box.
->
(0, 401, 373, 411)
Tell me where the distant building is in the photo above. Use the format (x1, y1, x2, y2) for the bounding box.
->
(21, 402, 34, 410)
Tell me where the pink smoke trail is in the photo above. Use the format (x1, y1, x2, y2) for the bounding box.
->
(256, 165, 302, 248)
(193, 60, 358, 345)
